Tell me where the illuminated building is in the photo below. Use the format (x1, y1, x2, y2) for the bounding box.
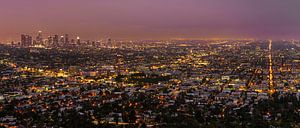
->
(36, 31, 43, 45)
(21, 34, 32, 46)
(47, 36, 53, 46)
(65, 34, 69, 46)
(107, 38, 112, 47)
(53, 35, 59, 47)
(60, 36, 64, 45)
(76, 36, 81, 46)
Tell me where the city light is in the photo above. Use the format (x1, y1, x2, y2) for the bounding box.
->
(0, 1, 299, 127)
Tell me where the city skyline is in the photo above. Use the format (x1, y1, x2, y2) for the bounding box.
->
(1, 1, 300, 127)
(1, 0, 300, 42)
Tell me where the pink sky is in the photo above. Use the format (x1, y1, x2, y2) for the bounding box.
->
(0, 0, 300, 42)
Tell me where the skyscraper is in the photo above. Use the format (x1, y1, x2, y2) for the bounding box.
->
(76, 36, 81, 46)
(60, 36, 65, 45)
(71, 39, 75, 45)
(53, 35, 59, 47)
(47, 36, 53, 46)
(107, 38, 112, 47)
(65, 34, 69, 46)
(36, 31, 43, 45)
(21, 34, 32, 46)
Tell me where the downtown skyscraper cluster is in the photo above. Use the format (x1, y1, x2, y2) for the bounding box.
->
(20, 31, 81, 47)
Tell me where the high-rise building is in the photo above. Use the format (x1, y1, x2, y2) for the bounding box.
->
(107, 38, 112, 47)
(47, 36, 53, 46)
(76, 36, 81, 46)
(53, 35, 59, 47)
(21, 34, 32, 46)
(60, 36, 65, 45)
(36, 31, 43, 45)
(21, 34, 26, 46)
(71, 39, 75, 45)
(65, 34, 69, 46)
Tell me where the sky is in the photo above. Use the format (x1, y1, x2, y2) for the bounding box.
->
(0, 0, 300, 42)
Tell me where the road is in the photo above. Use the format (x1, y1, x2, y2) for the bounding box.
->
(268, 40, 275, 94)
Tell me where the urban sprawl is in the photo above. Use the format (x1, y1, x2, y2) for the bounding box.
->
(1, 32, 300, 127)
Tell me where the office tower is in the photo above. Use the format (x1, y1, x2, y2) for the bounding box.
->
(47, 36, 53, 46)
(53, 35, 59, 47)
(60, 36, 65, 45)
(21, 34, 32, 46)
(71, 39, 75, 45)
(28, 36, 32, 46)
(65, 34, 69, 46)
(76, 36, 81, 46)
(36, 31, 43, 45)
(107, 38, 112, 47)
(21, 35, 26, 46)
